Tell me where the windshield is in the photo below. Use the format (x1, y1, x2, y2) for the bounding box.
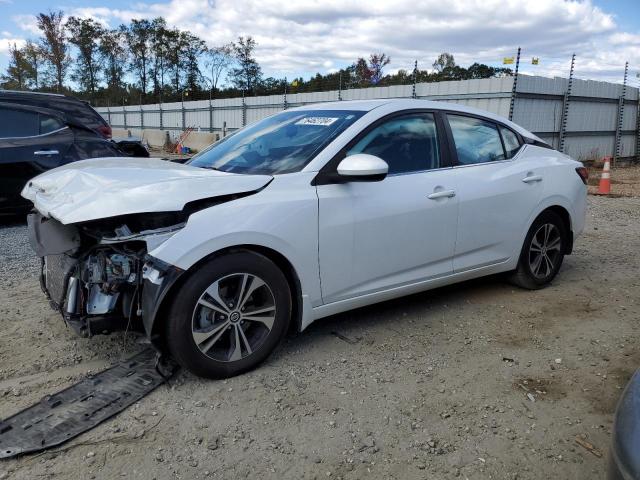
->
(188, 109, 365, 174)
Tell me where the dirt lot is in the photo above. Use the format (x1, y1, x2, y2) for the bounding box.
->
(1, 167, 639, 480)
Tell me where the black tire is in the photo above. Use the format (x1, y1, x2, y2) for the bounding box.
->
(509, 210, 568, 290)
(165, 251, 291, 379)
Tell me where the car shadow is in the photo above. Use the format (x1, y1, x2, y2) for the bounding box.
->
(282, 273, 508, 352)
(0, 214, 28, 227)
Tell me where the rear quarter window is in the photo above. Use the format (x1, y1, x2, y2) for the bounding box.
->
(499, 126, 522, 158)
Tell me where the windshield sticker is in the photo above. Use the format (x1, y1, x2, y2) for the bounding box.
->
(295, 117, 339, 126)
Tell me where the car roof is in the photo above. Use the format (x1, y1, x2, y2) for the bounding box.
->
(293, 98, 538, 141)
(0, 101, 68, 119)
(0, 90, 108, 130)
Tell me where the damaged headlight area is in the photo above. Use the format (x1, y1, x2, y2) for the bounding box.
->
(28, 212, 183, 338)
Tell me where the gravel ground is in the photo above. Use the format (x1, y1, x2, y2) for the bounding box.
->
(0, 192, 639, 480)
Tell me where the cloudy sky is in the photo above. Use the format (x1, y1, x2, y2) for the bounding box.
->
(0, 0, 638, 85)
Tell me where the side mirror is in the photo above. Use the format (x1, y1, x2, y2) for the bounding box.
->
(336, 154, 388, 182)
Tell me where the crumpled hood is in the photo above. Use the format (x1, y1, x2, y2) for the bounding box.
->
(21, 157, 272, 224)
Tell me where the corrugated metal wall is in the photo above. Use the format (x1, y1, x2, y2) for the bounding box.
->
(96, 75, 639, 161)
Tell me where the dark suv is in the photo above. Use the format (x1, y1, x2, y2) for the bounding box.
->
(0, 101, 126, 215)
(0, 91, 150, 216)
(0, 90, 113, 139)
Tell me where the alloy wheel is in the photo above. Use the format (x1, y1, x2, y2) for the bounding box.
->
(191, 273, 276, 362)
(528, 223, 562, 280)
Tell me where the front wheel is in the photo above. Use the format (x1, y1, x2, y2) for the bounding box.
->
(165, 251, 292, 378)
(509, 211, 567, 290)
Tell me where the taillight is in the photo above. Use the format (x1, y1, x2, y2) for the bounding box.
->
(575, 167, 588, 185)
(97, 125, 112, 139)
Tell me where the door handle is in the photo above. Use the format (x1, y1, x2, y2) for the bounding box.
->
(34, 150, 59, 156)
(522, 174, 542, 183)
(427, 190, 456, 200)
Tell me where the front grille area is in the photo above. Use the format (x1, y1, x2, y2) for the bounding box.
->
(44, 254, 77, 308)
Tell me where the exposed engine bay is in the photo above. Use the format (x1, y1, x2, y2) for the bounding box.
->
(28, 212, 184, 338)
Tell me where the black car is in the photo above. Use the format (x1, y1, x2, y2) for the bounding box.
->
(0, 102, 126, 215)
(609, 369, 640, 480)
(0, 90, 113, 139)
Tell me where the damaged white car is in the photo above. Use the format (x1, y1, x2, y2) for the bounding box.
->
(22, 99, 587, 378)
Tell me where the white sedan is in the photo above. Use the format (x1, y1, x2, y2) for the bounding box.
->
(22, 99, 587, 378)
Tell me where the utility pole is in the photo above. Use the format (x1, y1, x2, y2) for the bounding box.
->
(559, 53, 576, 153)
(508, 47, 521, 121)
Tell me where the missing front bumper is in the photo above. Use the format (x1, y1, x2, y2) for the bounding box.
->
(0, 349, 178, 459)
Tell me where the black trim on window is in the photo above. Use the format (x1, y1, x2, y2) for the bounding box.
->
(524, 137, 553, 149)
(312, 109, 450, 186)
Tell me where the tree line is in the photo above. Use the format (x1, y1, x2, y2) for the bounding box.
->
(1, 12, 513, 106)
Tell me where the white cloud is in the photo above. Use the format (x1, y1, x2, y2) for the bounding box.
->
(6, 0, 640, 83)
(11, 14, 40, 36)
(0, 37, 26, 55)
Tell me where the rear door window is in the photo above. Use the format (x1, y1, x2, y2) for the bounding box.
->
(40, 114, 64, 135)
(0, 108, 39, 138)
(447, 114, 506, 165)
(0, 108, 64, 138)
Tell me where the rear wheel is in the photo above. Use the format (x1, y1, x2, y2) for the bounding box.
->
(509, 211, 567, 290)
(165, 251, 291, 378)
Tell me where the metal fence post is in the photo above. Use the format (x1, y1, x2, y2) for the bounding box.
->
(209, 96, 214, 133)
(223, 121, 227, 137)
(559, 53, 576, 153)
(140, 104, 144, 130)
(242, 90, 247, 127)
(338, 72, 342, 101)
(636, 90, 640, 161)
(283, 78, 288, 110)
(106, 104, 111, 125)
(508, 47, 521, 121)
(181, 98, 186, 131)
(614, 61, 629, 165)
(159, 101, 163, 130)
(412, 60, 418, 99)
(123, 104, 127, 129)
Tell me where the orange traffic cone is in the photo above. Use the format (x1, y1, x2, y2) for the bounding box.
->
(596, 156, 612, 195)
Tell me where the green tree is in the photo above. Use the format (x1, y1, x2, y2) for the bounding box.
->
(432, 52, 456, 72)
(23, 41, 44, 89)
(229, 36, 262, 93)
(125, 19, 155, 94)
(150, 17, 170, 97)
(1, 43, 30, 89)
(66, 16, 105, 96)
(37, 11, 70, 91)
(182, 32, 207, 93)
(100, 28, 128, 92)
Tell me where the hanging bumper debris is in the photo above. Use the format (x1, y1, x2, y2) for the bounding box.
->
(0, 349, 177, 459)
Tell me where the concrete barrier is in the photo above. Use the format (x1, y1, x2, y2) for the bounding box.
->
(112, 128, 219, 152)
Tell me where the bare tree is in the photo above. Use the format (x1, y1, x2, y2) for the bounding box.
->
(206, 43, 233, 92)
(37, 11, 70, 91)
(368, 53, 390, 84)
